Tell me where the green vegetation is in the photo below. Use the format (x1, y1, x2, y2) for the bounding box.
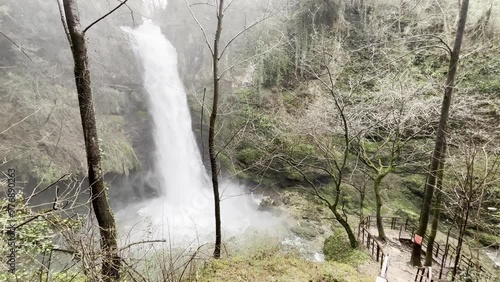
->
(323, 231, 370, 266)
(99, 115, 141, 175)
(197, 246, 372, 282)
(2, 0, 500, 280)
(0, 197, 83, 281)
(0, 70, 142, 184)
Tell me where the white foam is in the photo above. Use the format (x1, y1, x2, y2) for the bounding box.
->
(121, 16, 280, 245)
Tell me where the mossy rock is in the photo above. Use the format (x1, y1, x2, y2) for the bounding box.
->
(323, 230, 369, 266)
(258, 196, 276, 211)
(98, 115, 141, 175)
(135, 110, 150, 120)
(291, 225, 318, 240)
(236, 147, 264, 165)
(476, 232, 500, 249)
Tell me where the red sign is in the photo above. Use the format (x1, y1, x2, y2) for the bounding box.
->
(414, 234, 423, 245)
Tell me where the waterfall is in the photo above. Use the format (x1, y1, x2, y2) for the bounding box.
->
(120, 4, 279, 244)
(127, 20, 210, 208)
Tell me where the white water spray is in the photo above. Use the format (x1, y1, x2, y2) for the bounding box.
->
(120, 3, 280, 244)
(128, 21, 210, 209)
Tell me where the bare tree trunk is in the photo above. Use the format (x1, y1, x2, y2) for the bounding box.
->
(333, 209, 358, 248)
(424, 190, 442, 267)
(424, 161, 444, 266)
(410, 0, 469, 266)
(424, 145, 445, 267)
(452, 202, 470, 281)
(62, 0, 120, 279)
(359, 186, 365, 223)
(209, 0, 224, 259)
(332, 95, 358, 249)
(374, 175, 386, 241)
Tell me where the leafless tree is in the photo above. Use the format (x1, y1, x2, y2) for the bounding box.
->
(442, 141, 499, 280)
(187, 0, 282, 258)
(352, 80, 429, 241)
(58, 0, 130, 279)
(410, 0, 470, 267)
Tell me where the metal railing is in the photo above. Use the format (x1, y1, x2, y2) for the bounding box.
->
(360, 216, 495, 281)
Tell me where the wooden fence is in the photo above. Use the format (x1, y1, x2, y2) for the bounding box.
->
(360, 216, 495, 281)
(415, 267, 432, 282)
(358, 221, 387, 270)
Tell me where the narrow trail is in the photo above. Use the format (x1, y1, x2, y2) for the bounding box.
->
(360, 218, 497, 282)
(367, 227, 416, 282)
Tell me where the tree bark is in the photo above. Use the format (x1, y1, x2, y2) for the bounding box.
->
(452, 202, 470, 281)
(332, 209, 358, 248)
(373, 174, 387, 241)
(410, 0, 469, 266)
(424, 160, 444, 266)
(209, 0, 224, 259)
(424, 189, 442, 267)
(359, 187, 365, 223)
(62, 0, 120, 279)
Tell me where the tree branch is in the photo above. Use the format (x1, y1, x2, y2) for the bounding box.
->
(186, 0, 214, 56)
(83, 0, 129, 34)
(56, 0, 72, 46)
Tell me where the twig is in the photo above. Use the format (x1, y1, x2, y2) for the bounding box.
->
(186, 0, 214, 56)
(83, 0, 129, 33)
(219, 8, 281, 59)
(215, 118, 250, 159)
(0, 31, 37, 66)
(119, 239, 166, 251)
(0, 107, 43, 136)
(25, 174, 70, 204)
(201, 87, 206, 162)
(121, 259, 147, 282)
(124, 3, 136, 27)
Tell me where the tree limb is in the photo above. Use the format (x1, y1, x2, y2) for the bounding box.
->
(83, 0, 129, 33)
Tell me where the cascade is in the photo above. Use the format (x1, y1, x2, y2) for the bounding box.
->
(121, 1, 278, 243)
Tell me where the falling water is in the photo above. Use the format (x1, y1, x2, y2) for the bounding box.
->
(120, 2, 281, 244)
(128, 20, 210, 209)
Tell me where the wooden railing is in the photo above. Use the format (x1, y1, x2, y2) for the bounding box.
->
(358, 221, 387, 270)
(361, 216, 496, 281)
(415, 267, 432, 282)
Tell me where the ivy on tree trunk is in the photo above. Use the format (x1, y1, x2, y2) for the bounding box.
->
(62, 0, 120, 279)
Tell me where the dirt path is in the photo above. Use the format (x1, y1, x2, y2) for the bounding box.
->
(366, 227, 417, 282)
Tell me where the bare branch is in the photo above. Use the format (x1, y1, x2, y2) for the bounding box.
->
(219, 7, 283, 59)
(186, 0, 215, 56)
(56, 0, 72, 45)
(0, 107, 43, 136)
(83, 0, 129, 33)
(119, 240, 167, 251)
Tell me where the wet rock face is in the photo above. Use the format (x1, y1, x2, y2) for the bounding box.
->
(258, 196, 276, 211)
(291, 224, 318, 240)
(0, 0, 155, 183)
